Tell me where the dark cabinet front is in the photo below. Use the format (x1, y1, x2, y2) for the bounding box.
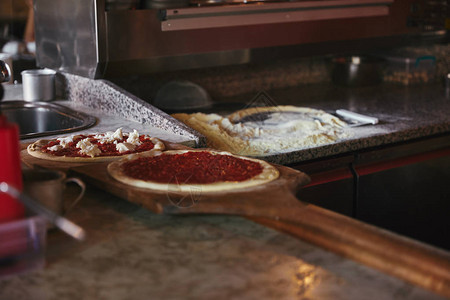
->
(293, 155, 355, 217)
(355, 139, 450, 251)
(293, 135, 450, 251)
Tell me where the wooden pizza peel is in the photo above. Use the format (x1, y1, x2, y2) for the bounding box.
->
(20, 141, 450, 298)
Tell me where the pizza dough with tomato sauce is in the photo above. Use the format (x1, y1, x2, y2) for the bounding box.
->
(107, 149, 279, 192)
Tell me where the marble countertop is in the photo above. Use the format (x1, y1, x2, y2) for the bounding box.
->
(0, 186, 446, 300)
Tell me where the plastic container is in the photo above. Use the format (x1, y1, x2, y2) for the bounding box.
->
(382, 52, 436, 85)
(0, 216, 47, 279)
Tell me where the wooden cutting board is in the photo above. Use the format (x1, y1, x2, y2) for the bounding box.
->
(20, 143, 450, 298)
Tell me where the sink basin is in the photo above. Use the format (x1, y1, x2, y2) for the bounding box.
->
(1, 101, 97, 139)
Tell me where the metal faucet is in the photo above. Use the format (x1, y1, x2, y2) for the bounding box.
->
(0, 60, 11, 101)
(0, 60, 11, 83)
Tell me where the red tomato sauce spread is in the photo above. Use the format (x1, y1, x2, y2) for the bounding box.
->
(42, 135, 155, 157)
(122, 151, 263, 184)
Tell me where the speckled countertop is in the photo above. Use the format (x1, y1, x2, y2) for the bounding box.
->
(7, 73, 450, 166)
(1, 83, 197, 147)
(0, 186, 446, 300)
(228, 83, 450, 165)
(62, 73, 450, 165)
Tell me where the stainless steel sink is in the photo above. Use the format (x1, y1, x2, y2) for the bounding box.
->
(1, 101, 97, 139)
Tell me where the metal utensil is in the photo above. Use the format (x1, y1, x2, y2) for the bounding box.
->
(0, 60, 11, 108)
(0, 182, 86, 241)
(335, 109, 379, 127)
(0, 60, 11, 84)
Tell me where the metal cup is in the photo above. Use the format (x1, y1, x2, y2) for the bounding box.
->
(22, 169, 85, 227)
(21, 69, 56, 101)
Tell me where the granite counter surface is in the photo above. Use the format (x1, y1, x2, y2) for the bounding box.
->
(93, 71, 450, 166)
(237, 83, 450, 164)
(0, 186, 446, 300)
(1, 84, 196, 146)
(5, 77, 449, 166)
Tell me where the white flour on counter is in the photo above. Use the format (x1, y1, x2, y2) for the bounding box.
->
(173, 106, 351, 156)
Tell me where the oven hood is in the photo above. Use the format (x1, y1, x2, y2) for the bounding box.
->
(34, 0, 421, 79)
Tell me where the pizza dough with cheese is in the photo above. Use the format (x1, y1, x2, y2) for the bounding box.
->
(27, 128, 165, 163)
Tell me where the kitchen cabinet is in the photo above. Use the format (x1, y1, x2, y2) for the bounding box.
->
(354, 135, 450, 250)
(291, 155, 355, 217)
(292, 134, 450, 250)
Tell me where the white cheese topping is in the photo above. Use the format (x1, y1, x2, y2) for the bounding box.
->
(126, 129, 142, 146)
(57, 136, 74, 148)
(116, 142, 137, 153)
(112, 128, 123, 140)
(76, 138, 101, 157)
(93, 133, 105, 140)
(48, 145, 64, 152)
(95, 128, 124, 144)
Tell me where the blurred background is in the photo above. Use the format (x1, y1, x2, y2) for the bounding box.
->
(0, 0, 36, 83)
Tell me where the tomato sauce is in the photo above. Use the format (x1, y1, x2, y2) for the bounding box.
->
(122, 151, 263, 184)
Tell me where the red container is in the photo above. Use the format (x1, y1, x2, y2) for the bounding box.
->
(0, 115, 24, 222)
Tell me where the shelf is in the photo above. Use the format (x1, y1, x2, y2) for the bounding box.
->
(161, 0, 393, 31)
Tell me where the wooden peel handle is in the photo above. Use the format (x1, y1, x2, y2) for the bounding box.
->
(251, 197, 450, 298)
(169, 190, 450, 298)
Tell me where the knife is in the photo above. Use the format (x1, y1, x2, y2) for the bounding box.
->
(335, 109, 379, 127)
